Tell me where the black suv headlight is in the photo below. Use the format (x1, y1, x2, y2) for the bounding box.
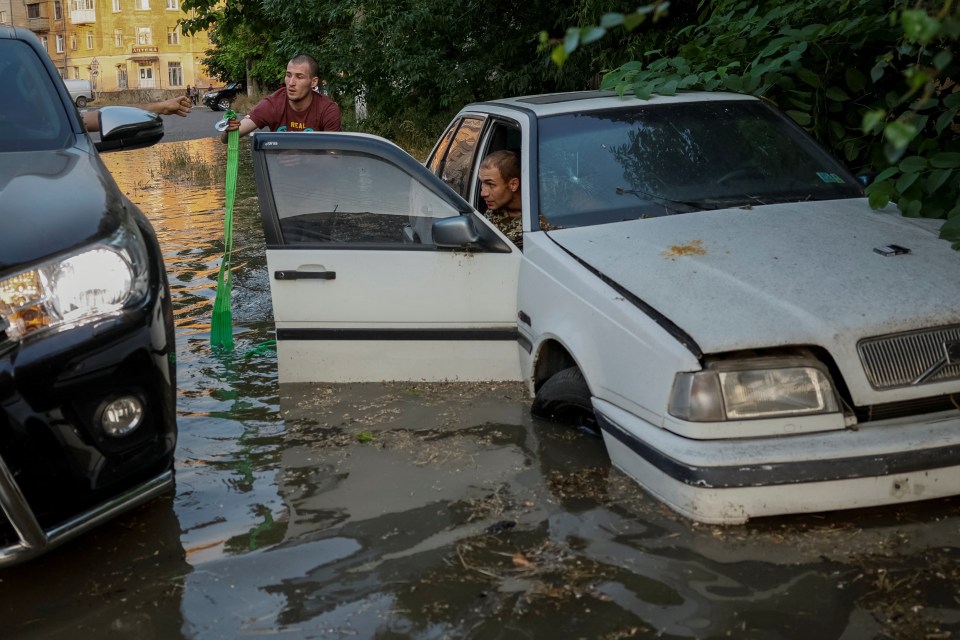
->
(0, 221, 149, 342)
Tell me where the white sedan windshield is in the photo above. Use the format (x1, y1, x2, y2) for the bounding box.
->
(537, 100, 863, 229)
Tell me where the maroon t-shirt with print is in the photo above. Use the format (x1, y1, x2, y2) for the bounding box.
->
(247, 87, 341, 132)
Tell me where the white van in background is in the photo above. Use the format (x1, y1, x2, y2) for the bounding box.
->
(63, 78, 94, 107)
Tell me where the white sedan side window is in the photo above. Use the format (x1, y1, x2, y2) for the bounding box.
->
(266, 150, 460, 245)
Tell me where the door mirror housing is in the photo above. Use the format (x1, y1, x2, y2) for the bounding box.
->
(95, 106, 164, 153)
(432, 215, 480, 247)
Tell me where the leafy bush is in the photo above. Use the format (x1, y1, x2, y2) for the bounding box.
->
(337, 103, 455, 161)
(554, 0, 960, 247)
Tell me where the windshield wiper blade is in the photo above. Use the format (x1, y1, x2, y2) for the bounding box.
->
(689, 193, 814, 208)
(615, 186, 705, 212)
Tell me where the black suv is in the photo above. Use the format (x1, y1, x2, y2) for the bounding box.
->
(0, 26, 177, 566)
(202, 81, 245, 111)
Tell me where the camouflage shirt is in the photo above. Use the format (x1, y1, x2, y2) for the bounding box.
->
(484, 209, 523, 249)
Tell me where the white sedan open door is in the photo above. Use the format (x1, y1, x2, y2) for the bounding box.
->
(252, 132, 522, 383)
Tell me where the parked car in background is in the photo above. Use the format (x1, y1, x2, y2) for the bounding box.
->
(63, 78, 94, 107)
(250, 90, 960, 524)
(0, 25, 178, 566)
(203, 81, 245, 111)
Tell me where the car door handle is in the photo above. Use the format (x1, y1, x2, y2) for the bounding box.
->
(274, 270, 336, 280)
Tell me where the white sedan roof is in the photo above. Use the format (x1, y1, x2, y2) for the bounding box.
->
(468, 90, 758, 117)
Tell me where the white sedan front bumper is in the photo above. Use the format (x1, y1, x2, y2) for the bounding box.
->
(596, 398, 960, 524)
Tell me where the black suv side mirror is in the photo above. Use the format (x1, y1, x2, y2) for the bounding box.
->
(95, 106, 164, 153)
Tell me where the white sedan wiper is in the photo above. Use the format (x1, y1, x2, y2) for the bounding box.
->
(615, 186, 706, 213)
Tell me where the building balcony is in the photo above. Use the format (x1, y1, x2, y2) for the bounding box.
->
(28, 16, 50, 31)
(71, 9, 96, 24)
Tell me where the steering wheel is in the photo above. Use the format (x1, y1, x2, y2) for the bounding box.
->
(281, 220, 333, 243)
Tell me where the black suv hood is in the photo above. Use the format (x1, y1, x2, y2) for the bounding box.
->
(0, 147, 123, 274)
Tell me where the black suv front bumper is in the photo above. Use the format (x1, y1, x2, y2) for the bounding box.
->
(0, 280, 177, 567)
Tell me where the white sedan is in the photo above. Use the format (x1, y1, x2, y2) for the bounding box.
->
(251, 91, 960, 524)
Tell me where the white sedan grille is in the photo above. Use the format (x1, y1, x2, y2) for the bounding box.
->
(858, 325, 960, 390)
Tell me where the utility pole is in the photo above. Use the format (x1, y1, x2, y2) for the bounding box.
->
(60, 0, 68, 78)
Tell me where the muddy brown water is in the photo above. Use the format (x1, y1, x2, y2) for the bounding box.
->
(2, 136, 960, 639)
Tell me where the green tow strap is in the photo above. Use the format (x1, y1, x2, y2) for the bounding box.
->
(211, 109, 238, 351)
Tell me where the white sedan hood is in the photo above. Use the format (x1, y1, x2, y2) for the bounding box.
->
(547, 199, 960, 359)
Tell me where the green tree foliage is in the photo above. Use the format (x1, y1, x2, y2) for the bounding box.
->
(555, 0, 960, 247)
(179, 0, 670, 126)
(180, 0, 287, 87)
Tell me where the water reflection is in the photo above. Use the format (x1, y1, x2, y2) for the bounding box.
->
(3, 138, 959, 639)
(105, 138, 271, 333)
(106, 137, 292, 609)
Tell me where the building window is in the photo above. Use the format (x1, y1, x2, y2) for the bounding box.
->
(168, 61, 182, 87)
(117, 67, 128, 89)
(87, 32, 94, 48)
(0, 10, 7, 24)
(136, 26, 152, 45)
(113, 0, 120, 11)
(167, 27, 179, 45)
(135, 0, 149, 9)
(27, 3, 41, 19)
(114, 29, 122, 46)
(166, 0, 178, 8)
(55, 34, 64, 53)
(40, 35, 48, 50)
(70, 34, 77, 50)
(54, 1, 62, 20)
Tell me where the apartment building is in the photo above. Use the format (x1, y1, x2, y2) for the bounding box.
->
(0, 1, 28, 27)
(3, 0, 212, 94)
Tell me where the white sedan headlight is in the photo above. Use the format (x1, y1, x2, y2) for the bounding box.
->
(669, 356, 840, 422)
(0, 222, 149, 342)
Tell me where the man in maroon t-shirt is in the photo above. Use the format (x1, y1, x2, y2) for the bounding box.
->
(219, 53, 340, 143)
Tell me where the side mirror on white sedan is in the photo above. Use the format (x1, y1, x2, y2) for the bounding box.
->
(432, 215, 480, 248)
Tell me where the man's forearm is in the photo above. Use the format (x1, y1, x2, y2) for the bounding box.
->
(81, 96, 191, 133)
(82, 109, 99, 132)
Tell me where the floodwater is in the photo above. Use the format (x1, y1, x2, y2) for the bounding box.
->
(3, 138, 960, 640)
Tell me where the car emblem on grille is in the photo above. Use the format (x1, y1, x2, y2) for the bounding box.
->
(912, 340, 960, 385)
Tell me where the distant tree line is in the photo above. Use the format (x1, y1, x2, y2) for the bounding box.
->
(179, 0, 689, 118)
